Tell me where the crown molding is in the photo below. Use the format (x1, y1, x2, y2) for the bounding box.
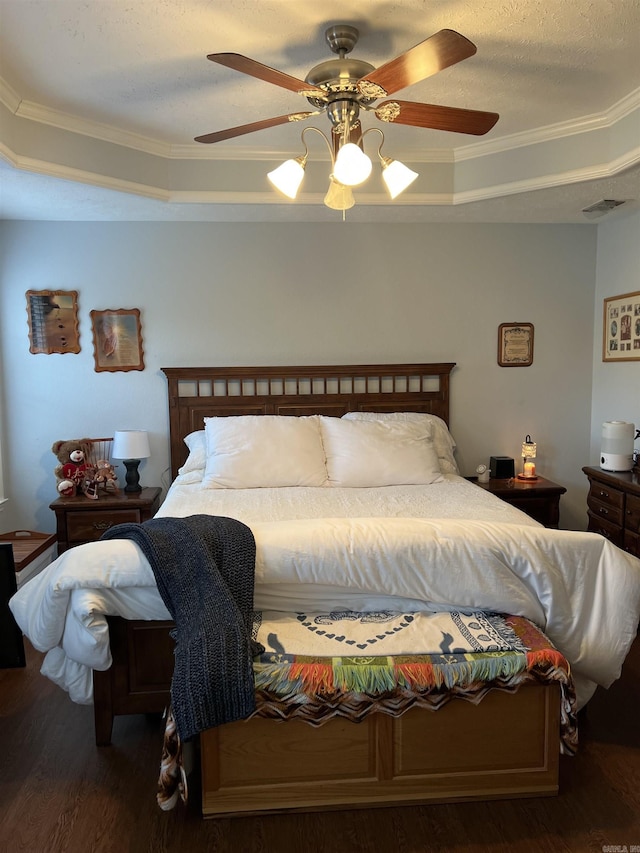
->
(1, 79, 638, 211)
(455, 87, 640, 161)
(2, 130, 638, 210)
(0, 76, 21, 113)
(0, 144, 170, 201)
(455, 145, 640, 205)
(2, 74, 638, 169)
(12, 98, 171, 158)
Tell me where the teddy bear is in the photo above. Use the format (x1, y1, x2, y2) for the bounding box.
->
(52, 438, 95, 497)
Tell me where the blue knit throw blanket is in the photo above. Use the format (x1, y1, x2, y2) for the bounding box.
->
(101, 514, 262, 741)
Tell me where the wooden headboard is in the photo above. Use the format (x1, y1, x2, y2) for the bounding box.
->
(161, 363, 456, 480)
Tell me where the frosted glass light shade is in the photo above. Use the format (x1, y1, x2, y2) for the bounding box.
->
(267, 158, 306, 199)
(112, 430, 150, 460)
(382, 159, 419, 199)
(324, 178, 355, 210)
(333, 143, 372, 187)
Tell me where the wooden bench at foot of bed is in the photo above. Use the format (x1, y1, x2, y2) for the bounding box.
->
(200, 682, 561, 817)
(96, 618, 562, 813)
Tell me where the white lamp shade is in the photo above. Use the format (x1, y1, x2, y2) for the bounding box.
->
(267, 158, 306, 199)
(324, 178, 355, 210)
(382, 159, 419, 199)
(333, 143, 372, 187)
(112, 430, 150, 460)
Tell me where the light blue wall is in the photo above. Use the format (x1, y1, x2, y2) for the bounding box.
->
(0, 220, 599, 531)
(591, 209, 640, 458)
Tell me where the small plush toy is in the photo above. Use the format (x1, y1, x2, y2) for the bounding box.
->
(81, 460, 120, 500)
(94, 459, 120, 492)
(52, 438, 95, 497)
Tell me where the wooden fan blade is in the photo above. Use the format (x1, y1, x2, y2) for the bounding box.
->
(376, 100, 499, 135)
(195, 112, 315, 144)
(208, 53, 326, 98)
(358, 29, 477, 98)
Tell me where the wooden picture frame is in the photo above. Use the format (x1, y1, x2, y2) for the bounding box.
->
(497, 322, 534, 367)
(602, 291, 640, 362)
(90, 308, 145, 373)
(26, 290, 80, 354)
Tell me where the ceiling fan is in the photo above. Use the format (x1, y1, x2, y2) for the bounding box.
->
(194, 24, 499, 146)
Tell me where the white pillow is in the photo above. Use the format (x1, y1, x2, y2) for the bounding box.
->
(319, 416, 443, 487)
(342, 411, 459, 474)
(202, 415, 327, 489)
(177, 430, 206, 478)
(174, 469, 205, 485)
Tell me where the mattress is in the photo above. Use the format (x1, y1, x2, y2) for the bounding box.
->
(158, 474, 542, 526)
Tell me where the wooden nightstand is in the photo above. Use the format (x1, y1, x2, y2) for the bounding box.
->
(50, 486, 162, 553)
(472, 475, 567, 528)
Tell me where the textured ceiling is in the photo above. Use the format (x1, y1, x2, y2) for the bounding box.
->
(0, 0, 639, 222)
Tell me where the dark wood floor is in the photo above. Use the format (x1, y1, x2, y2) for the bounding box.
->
(1, 637, 639, 853)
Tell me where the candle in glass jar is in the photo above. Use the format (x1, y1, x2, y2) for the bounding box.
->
(524, 462, 536, 477)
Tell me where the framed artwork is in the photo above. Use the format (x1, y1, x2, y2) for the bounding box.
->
(497, 322, 534, 367)
(602, 291, 640, 362)
(90, 308, 145, 373)
(26, 289, 80, 354)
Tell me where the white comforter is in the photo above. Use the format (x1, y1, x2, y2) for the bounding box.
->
(10, 477, 640, 709)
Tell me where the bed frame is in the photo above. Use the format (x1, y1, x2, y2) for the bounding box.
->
(92, 363, 562, 816)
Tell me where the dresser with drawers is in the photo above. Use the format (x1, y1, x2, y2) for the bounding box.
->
(582, 466, 640, 557)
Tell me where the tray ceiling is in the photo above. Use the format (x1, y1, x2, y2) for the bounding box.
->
(0, 0, 639, 222)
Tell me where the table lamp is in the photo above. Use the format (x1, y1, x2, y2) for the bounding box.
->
(517, 434, 538, 480)
(112, 430, 150, 493)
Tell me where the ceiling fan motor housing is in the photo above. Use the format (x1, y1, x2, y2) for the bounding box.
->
(305, 57, 377, 108)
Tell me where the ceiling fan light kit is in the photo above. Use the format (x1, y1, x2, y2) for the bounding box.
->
(197, 23, 498, 213)
(324, 177, 355, 211)
(380, 157, 420, 199)
(333, 142, 373, 187)
(267, 156, 307, 199)
(266, 125, 415, 210)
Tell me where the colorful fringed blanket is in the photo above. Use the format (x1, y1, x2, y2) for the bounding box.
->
(253, 609, 541, 691)
(157, 610, 576, 810)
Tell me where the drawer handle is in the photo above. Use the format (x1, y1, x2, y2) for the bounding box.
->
(92, 521, 113, 531)
(598, 490, 609, 498)
(598, 507, 609, 516)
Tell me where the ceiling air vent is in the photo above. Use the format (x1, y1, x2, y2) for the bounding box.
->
(582, 199, 626, 219)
